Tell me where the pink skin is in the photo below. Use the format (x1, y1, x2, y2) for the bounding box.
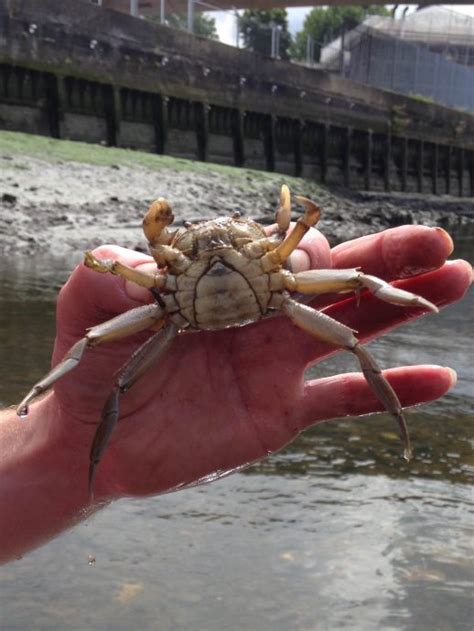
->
(0, 224, 471, 564)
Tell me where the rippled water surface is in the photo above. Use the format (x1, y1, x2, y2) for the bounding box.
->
(0, 235, 472, 630)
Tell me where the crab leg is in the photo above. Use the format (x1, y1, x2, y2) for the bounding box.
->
(17, 304, 165, 416)
(261, 195, 321, 272)
(88, 321, 178, 495)
(282, 269, 438, 312)
(241, 234, 282, 259)
(278, 296, 412, 461)
(84, 251, 167, 290)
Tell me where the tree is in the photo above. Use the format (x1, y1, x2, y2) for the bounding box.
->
(148, 12, 219, 41)
(239, 9, 292, 61)
(291, 5, 390, 62)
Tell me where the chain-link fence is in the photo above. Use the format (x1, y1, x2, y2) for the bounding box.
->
(347, 32, 474, 112)
(317, 7, 474, 113)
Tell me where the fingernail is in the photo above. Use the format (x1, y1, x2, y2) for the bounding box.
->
(434, 228, 454, 257)
(446, 367, 458, 387)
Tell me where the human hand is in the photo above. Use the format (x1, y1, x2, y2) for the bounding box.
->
(48, 224, 471, 500)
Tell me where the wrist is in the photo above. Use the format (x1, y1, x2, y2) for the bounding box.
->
(0, 393, 115, 563)
(33, 392, 120, 502)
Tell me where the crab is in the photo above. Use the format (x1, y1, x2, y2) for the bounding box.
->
(17, 185, 438, 492)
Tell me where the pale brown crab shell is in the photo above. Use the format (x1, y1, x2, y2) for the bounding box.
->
(162, 247, 274, 331)
(170, 216, 267, 259)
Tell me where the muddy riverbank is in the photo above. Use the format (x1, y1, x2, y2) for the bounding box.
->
(1, 132, 473, 256)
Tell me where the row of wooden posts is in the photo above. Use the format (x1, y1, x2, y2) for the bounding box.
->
(0, 64, 472, 196)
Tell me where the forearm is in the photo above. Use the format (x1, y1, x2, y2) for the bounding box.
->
(0, 394, 107, 564)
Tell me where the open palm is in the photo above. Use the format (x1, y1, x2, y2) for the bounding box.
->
(49, 224, 470, 500)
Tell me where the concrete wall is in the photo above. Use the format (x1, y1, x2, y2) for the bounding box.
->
(0, 0, 473, 195)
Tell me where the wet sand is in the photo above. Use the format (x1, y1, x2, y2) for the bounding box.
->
(1, 149, 473, 256)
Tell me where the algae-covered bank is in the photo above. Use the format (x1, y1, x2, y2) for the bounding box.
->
(1, 130, 472, 256)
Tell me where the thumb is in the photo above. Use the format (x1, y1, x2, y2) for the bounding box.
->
(54, 245, 154, 357)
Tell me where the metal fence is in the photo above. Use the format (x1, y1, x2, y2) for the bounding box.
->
(314, 8, 474, 113)
(345, 29, 474, 113)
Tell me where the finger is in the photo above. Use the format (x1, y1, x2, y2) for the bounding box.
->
(331, 225, 454, 281)
(296, 365, 457, 429)
(56, 245, 154, 344)
(273, 259, 471, 366)
(328, 259, 472, 339)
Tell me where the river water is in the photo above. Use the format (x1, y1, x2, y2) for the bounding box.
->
(0, 235, 472, 631)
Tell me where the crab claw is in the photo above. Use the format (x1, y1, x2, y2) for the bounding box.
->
(361, 275, 439, 313)
(275, 184, 291, 233)
(143, 198, 175, 246)
(294, 195, 322, 227)
(84, 251, 113, 273)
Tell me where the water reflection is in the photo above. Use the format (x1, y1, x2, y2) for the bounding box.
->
(0, 236, 472, 630)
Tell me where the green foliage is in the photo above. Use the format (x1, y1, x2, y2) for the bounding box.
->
(239, 10, 292, 61)
(148, 12, 219, 40)
(167, 12, 219, 40)
(291, 5, 390, 62)
(409, 93, 436, 105)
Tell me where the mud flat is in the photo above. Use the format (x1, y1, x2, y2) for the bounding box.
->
(1, 131, 472, 257)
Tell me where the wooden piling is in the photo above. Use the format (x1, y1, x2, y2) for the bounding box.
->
(417, 140, 424, 193)
(103, 84, 118, 147)
(45, 74, 60, 139)
(152, 94, 168, 154)
(264, 115, 276, 172)
(321, 123, 328, 185)
(364, 130, 372, 191)
(384, 131, 392, 192)
(446, 146, 452, 195)
(232, 109, 245, 167)
(458, 148, 465, 197)
(344, 127, 352, 188)
(432, 143, 439, 195)
(293, 119, 303, 178)
(401, 137, 408, 192)
(196, 102, 209, 162)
